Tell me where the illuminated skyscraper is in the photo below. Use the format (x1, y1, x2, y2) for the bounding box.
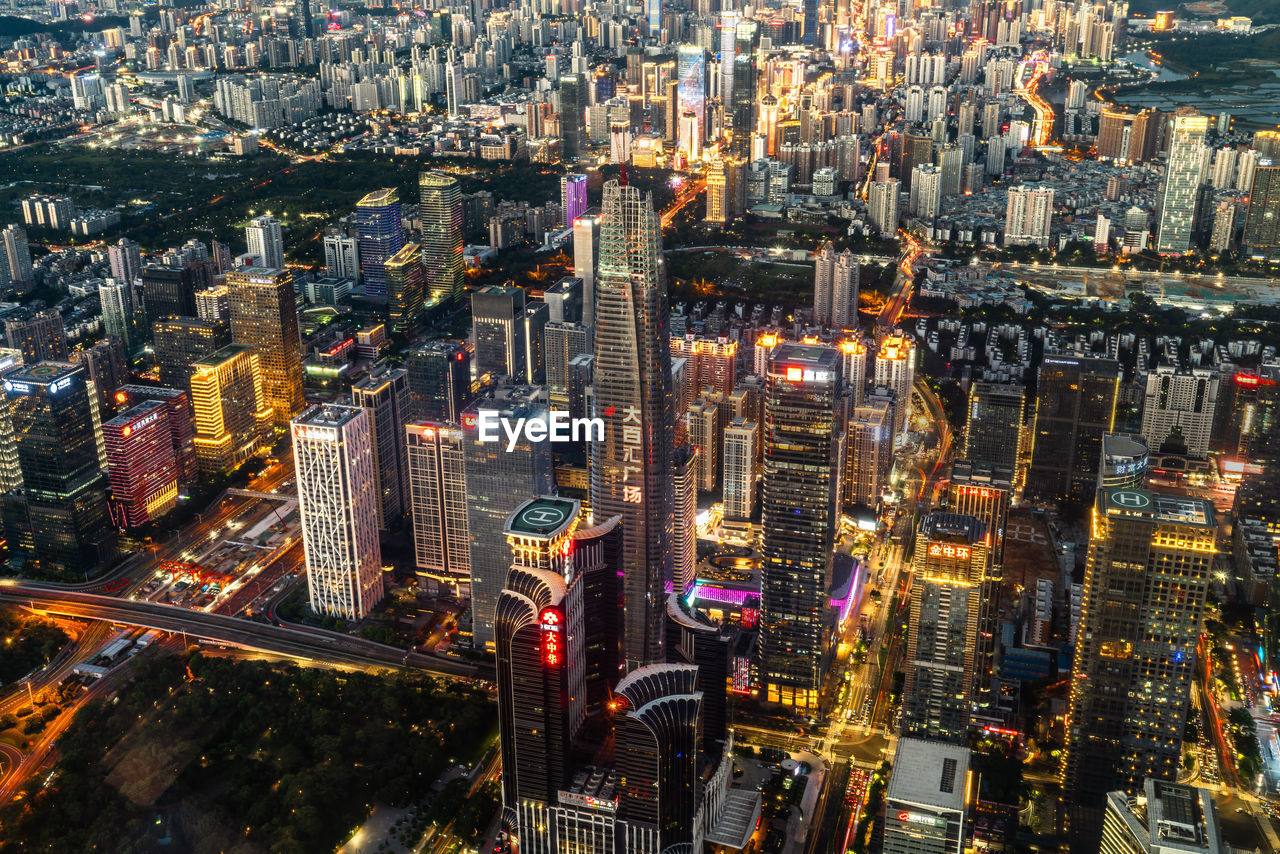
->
(1243, 163, 1280, 261)
(760, 343, 842, 710)
(355, 188, 405, 298)
(722, 417, 758, 523)
(5, 362, 115, 575)
(405, 421, 469, 580)
(560, 174, 589, 228)
(676, 46, 706, 146)
(419, 171, 464, 303)
(5, 309, 67, 363)
(1027, 355, 1120, 504)
(227, 266, 304, 429)
(189, 344, 273, 473)
(1155, 110, 1209, 255)
(844, 400, 893, 510)
(140, 264, 198, 324)
(1062, 488, 1216, 806)
(902, 513, 988, 741)
(473, 285, 527, 381)
(591, 179, 675, 670)
(572, 214, 600, 326)
(406, 340, 471, 423)
(115, 384, 197, 485)
(292, 404, 384, 620)
(99, 278, 137, 353)
(350, 366, 411, 529)
(1100, 780, 1224, 854)
(151, 317, 230, 391)
(384, 243, 425, 334)
(465, 388, 555, 651)
(103, 400, 179, 527)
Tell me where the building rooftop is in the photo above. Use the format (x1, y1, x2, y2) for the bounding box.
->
(504, 496, 580, 538)
(293, 403, 363, 429)
(886, 738, 971, 814)
(771, 342, 840, 374)
(1100, 487, 1215, 528)
(3, 360, 78, 387)
(194, 342, 256, 368)
(356, 188, 398, 207)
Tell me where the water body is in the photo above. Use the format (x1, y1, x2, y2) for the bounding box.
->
(1111, 51, 1280, 128)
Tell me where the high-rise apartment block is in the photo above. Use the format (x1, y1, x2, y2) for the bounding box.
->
(1141, 365, 1219, 459)
(1004, 185, 1054, 248)
(722, 417, 758, 522)
(760, 343, 842, 710)
(670, 335, 737, 404)
(190, 344, 273, 473)
(227, 266, 304, 428)
(1062, 488, 1216, 805)
(99, 278, 136, 353)
(874, 335, 916, 444)
(292, 405, 384, 620)
(244, 215, 284, 269)
(5, 309, 68, 363)
(813, 241, 859, 329)
(844, 400, 893, 510)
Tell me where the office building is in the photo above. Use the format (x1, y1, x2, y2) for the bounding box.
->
(672, 445, 698, 597)
(189, 344, 273, 473)
(99, 278, 136, 353)
(227, 266, 305, 428)
(722, 418, 758, 522)
(543, 277, 583, 325)
(1004, 186, 1054, 248)
(559, 73, 586, 159)
(572, 214, 600, 326)
(545, 322, 590, 407)
(903, 513, 988, 741)
(473, 285, 527, 381)
(115, 384, 197, 485)
(522, 302, 548, 386)
(406, 340, 471, 423)
(1243, 163, 1280, 261)
(355, 188, 404, 298)
(874, 335, 916, 444)
(0, 349, 22, 491)
(760, 343, 842, 710)
(1156, 111, 1209, 255)
(844, 400, 893, 510)
(5, 309, 68, 363)
(495, 497, 587, 853)
(419, 171, 464, 303)
(140, 264, 199, 324)
(151, 318, 230, 391)
(405, 421, 469, 580)
(1141, 366, 1219, 458)
(1062, 488, 1216, 805)
(351, 366, 411, 529)
(813, 242, 859, 329)
(6, 362, 115, 575)
(882, 739, 971, 854)
(964, 382, 1024, 470)
(561, 174, 589, 227)
(292, 405, 384, 620)
(244, 215, 284, 269)
(1100, 780, 1223, 854)
(591, 180, 675, 670)
(1100, 433, 1150, 490)
(464, 388, 555, 651)
(384, 243, 425, 334)
(1026, 355, 1120, 505)
(103, 400, 179, 527)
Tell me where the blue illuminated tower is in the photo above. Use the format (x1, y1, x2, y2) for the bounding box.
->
(355, 188, 404, 299)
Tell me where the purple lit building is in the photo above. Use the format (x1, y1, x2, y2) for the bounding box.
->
(560, 174, 589, 228)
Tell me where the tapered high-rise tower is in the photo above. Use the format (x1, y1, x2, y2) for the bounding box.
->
(590, 179, 675, 671)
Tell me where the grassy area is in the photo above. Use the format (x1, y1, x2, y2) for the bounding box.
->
(0, 606, 68, 685)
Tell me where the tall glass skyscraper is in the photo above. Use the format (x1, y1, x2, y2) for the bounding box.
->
(1155, 110, 1209, 255)
(759, 343, 842, 710)
(676, 46, 706, 147)
(418, 171, 464, 304)
(226, 267, 305, 429)
(355, 188, 404, 298)
(591, 179, 675, 670)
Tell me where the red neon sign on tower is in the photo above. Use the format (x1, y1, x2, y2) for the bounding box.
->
(540, 607, 563, 667)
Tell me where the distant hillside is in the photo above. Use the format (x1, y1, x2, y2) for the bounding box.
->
(0, 14, 128, 39)
(1128, 0, 1280, 25)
